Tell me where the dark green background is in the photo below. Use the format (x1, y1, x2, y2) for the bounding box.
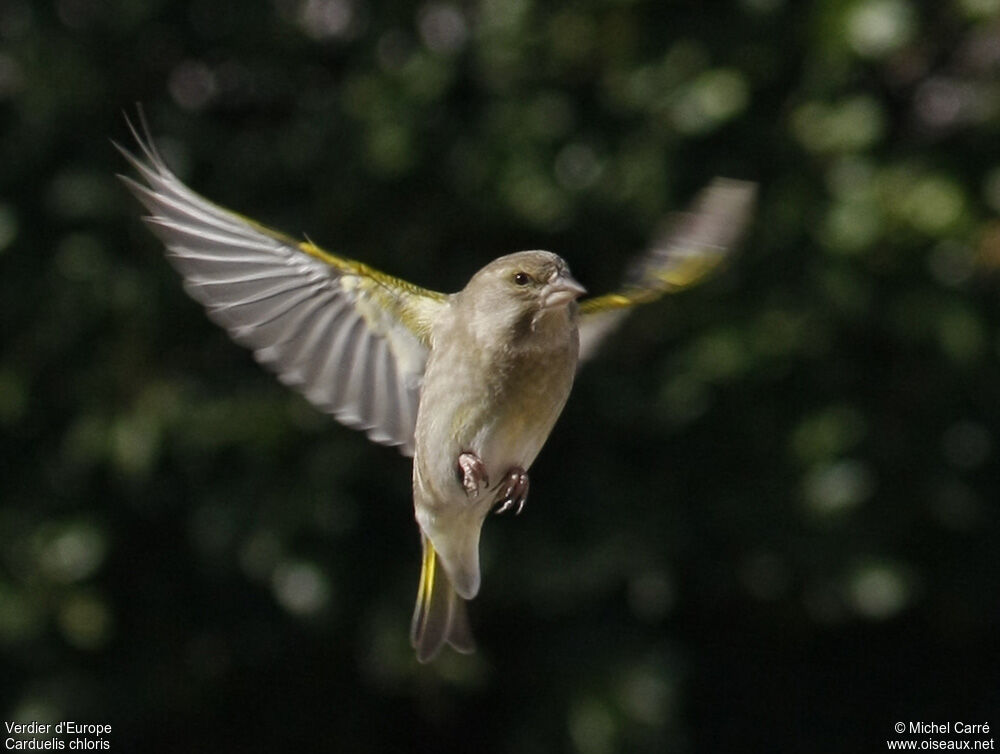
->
(2, 0, 998, 751)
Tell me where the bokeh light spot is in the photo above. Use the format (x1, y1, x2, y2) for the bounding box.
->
(58, 592, 113, 650)
(39, 523, 108, 584)
(568, 697, 616, 754)
(168, 60, 217, 110)
(803, 459, 874, 515)
(272, 561, 332, 617)
(298, 0, 354, 39)
(554, 142, 602, 191)
(847, 563, 911, 620)
(845, 0, 916, 59)
(673, 68, 749, 134)
(417, 3, 467, 54)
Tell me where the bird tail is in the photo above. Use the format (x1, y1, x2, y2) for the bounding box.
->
(410, 533, 476, 663)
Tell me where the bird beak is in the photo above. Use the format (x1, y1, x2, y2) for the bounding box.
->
(541, 272, 587, 309)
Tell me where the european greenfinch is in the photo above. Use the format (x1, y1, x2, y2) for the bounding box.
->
(118, 117, 755, 662)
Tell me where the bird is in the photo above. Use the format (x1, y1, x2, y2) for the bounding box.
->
(117, 114, 756, 662)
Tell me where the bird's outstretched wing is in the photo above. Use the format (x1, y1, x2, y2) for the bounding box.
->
(117, 117, 447, 457)
(577, 178, 757, 360)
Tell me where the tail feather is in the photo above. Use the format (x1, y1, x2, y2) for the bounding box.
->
(410, 534, 475, 662)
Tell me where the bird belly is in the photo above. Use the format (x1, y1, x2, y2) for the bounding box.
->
(472, 383, 566, 481)
(416, 347, 575, 507)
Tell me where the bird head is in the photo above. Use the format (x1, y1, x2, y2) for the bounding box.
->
(459, 250, 587, 342)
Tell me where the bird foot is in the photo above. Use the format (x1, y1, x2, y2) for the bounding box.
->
(457, 452, 489, 499)
(494, 467, 529, 515)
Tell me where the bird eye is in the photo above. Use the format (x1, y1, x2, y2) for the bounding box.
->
(513, 272, 531, 286)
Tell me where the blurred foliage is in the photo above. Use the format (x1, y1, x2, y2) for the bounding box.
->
(2, 0, 1000, 752)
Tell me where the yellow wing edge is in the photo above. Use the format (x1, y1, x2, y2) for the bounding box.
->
(579, 178, 756, 315)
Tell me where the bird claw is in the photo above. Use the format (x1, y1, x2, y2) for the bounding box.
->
(494, 467, 529, 515)
(457, 452, 489, 499)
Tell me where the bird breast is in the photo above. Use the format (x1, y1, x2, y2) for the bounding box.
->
(413, 307, 579, 506)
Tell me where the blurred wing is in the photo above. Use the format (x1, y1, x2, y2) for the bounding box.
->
(117, 118, 446, 456)
(577, 178, 757, 360)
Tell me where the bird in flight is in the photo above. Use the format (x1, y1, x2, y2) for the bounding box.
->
(118, 115, 755, 662)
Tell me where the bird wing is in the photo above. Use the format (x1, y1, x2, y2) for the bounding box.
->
(117, 119, 446, 457)
(577, 178, 757, 361)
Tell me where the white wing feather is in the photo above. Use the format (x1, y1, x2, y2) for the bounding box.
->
(118, 122, 446, 456)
